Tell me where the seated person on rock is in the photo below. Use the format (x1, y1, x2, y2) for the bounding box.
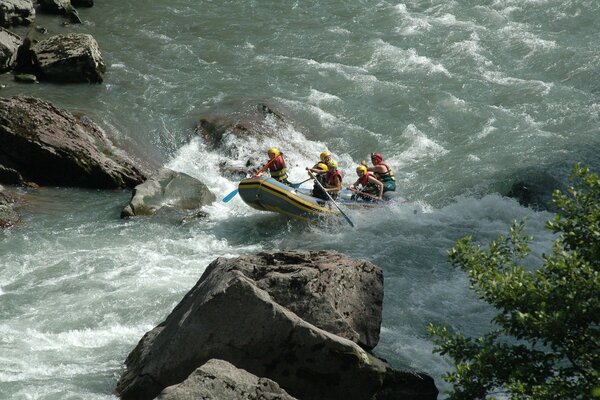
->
(348, 165, 383, 201)
(14, 37, 38, 76)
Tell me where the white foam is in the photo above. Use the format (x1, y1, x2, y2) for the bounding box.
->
(398, 124, 448, 164)
(307, 89, 342, 105)
(367, 40, 451, 76)
(476, 118, 499, 139)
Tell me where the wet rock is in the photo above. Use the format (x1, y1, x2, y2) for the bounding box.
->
(0, 96, 146, 188)
(504, 170, 565, 211)
(0, 164, 23, 184)
(156, 359, 297, 400)
(115, 251, 438, 400)
(0, 27, 21, 72)
(121, 168, 216, 218)
(14, 73, 37, 83)
(0, 188, 19, 228)
(34, 33, 105, 83)
(71, 0, 93, 7)
(38, 0, 82, 22)
(195, 103, 287, 153)
(0, 0, 35, 27)
(38, 0, 70, 13)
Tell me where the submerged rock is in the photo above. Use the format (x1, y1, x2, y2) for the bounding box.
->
(115, 251, 438, 400)
(195, 103, 303, 176)
(195, 103, 286, 151)
(34, 33, 105, 83)
(121, 168, 216, 218)
(156, 359, 297, 400)
(0, 96, 146, 188)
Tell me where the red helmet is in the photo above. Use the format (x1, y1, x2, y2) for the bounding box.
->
(370, 152, 383, 163)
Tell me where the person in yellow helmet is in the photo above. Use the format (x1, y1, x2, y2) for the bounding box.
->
(348, 165, 384, 201)
(323, 160, 343, 199)
(263, 147, 291, 186)
(306, 161, 329, 200)
(319, 151, 332, 164)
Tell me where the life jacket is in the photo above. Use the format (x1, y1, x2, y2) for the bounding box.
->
(326, 170, 342, 188)
(373, 161, 396, 192)
(358, 172, 380, 195)
(268, 155, 288, 181)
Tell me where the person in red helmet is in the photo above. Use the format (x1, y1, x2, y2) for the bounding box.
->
(348, 165, 383, 201)
(364, 152, 396, 195)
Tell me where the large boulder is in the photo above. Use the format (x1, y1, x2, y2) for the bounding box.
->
(115, 251, 438, 400)
(156, 359, 297, 400)
(38, 0, 71, 13)
(121, 168, 216, 218)
(195, 103, 287, 151)
(0, 0, 35, 27)
(37, 0, 81, 23)
(0, 27, 20, 72)
(196, 103, 294, 175)
(0, 96, 146, 188)
(34, 33, 104, 83)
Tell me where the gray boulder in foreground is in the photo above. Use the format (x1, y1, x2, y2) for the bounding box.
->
(0, 0, 35, 27)
(34, 33, 105, 83)
(156, 359, 297, 400)
(115, 251, 438, 400)
(121, 168, 216, 218)
(0, 96, 146, 188)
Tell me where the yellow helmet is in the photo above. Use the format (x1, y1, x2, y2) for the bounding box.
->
(316, 162, 328, 171)
(328, 160, 338, 170)
(267, 147, 280, 157)
(319, 151, 331, 162)
(356, 165, 368, 175)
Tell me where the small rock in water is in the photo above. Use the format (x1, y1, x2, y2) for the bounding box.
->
(14, 74, 38, 83)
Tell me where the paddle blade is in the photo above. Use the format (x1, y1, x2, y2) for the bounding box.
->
(340, 210, 354, 227)
(222, 189, 238, 203)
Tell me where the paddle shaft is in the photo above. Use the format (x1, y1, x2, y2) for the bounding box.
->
(349, 187, 382, 201)
(308, 171, 354, 227)
(292, 177, 312, 188)
(254, 156, 277, 176)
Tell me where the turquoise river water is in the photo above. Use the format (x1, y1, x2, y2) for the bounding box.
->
(1, 0, 599, 398)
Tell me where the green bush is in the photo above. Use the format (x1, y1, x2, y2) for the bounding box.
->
(428, 164, 600, 400)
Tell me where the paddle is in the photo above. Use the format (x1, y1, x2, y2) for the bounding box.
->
(349, 187, 382, 202)
(290, 177, 312, 188)
(222, 157, 277, 203)
(308, 170, 354, 227)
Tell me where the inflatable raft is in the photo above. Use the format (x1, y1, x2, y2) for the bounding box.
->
(237, 176, 388, 221)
